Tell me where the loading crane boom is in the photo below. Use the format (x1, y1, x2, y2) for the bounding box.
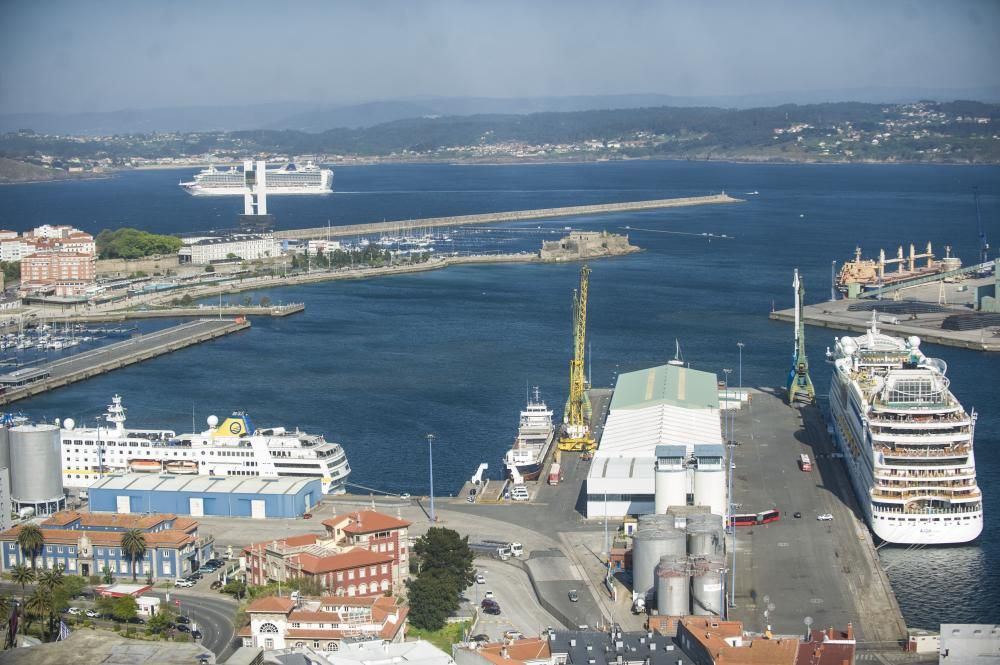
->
(559, 265, 595, 451)
(975, 186, 991, 270)
(786, 268, 815, 405)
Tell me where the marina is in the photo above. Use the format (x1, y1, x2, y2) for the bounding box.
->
(0, 318, 250, 405)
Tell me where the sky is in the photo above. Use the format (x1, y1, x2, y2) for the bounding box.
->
(1, 0, 998, 115)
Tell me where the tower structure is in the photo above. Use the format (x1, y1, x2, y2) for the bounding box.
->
(786, 268, 815, 404)
(238, 160, 276, 231)
(559, 265, 595, 451)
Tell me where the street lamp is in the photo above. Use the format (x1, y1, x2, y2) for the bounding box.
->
(426, 434, 436, 523)
(722, 369, 732, 443)
(736, 342, 744, 395)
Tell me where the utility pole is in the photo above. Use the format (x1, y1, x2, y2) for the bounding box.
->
(426, 434, 436, 523)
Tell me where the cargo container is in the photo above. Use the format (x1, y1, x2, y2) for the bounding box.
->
(548, 463, 562, 485)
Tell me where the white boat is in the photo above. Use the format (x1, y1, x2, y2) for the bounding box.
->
(503, 388, 556, 482)
(58, 395, 351, 494)
(827, 314, 983, 544)
(179, 161, 333, 196)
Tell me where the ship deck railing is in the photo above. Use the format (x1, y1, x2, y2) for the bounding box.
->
(872, 503, 982, 515)
(878, 444, 971, 458)
(875, 468, 977, 480)
(871, 488, 982, 501)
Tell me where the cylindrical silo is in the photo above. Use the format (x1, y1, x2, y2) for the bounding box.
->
(10, 424, 64, 515)
(690, 556, 726, 616)
(693, 466, 726, 516)
(656, 555, 690, 616)
(0, 426, 10, 470)
(654, 459, 687, 514)
(633, 523, 686, 603)
(687, 513, 725, 557)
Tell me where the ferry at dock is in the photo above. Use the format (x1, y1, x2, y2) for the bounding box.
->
(58, 395, 351, 494)
(503, 388, 556, 482)
(179, 161, 333, 195)
(826, 314, 983, 544)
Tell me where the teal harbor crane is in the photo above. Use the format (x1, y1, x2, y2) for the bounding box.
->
(787, 268, 815, 404)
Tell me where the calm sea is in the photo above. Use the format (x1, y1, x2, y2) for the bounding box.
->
(1, 160, 998, 626)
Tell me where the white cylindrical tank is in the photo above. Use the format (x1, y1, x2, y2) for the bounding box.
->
(633, 523, 686, 603)
(10, 424, 63, 505)
(654, 464, 687, 514)
(687, 513, 725, 557)
(691, 556, 726, 616)
(656, 555, 690, 617)
(693, 467, 726, 516)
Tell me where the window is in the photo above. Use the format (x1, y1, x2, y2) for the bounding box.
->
(381, 564, 388, 574)
(326, 642, 338, 651)
(359, 568, 365, 579)
(313, 641, 320, 648)
(336, 572, 343, 582)
(348, 570, 354, 580)
(369, 566, 376, 576)
(259, 623, 279, 634)
(265, 639, 274, 649)
(292, 622, 300, 628)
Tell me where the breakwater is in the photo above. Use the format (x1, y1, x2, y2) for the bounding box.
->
(274, 193, 741, 240)
(40, 303, 303, 324)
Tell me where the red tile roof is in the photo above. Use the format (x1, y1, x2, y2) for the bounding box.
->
(295, 548, 393, 574)
(246, 597, 296, 614)
(323, 510, 411, 534)
(476, 638, 551, 665)
(0, 525, 193, 548)
(43, 511, 185, 531)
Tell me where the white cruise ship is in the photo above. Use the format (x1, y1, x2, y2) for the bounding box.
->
(827, 315, 983, 544)
(180, 161, 333, 195)
(503, 388, 556, 482)
(59, 395, 351, 494)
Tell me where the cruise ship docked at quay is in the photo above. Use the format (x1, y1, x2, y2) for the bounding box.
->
(180, 161, 333, 195)
(58, 396, 351, 494)
(827, 315, 983, 544)
(503, 388, 556, 482)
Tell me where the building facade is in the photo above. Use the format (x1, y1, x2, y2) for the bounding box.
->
(178, 233, 278, 264)
(239, 595, 407, 652)
(0, 511, 213, 580)
(322, 510, 411, 585)
(20, 251, 97, 295)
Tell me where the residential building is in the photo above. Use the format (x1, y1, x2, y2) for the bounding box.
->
(457, 629, 697, 665)
(269, 639, 453, 665)
(238, 594, 407, 652)
(677, 617, 799, 665)
(0, 511, 213, 580)
(244, 534, 395, 596)
(20, 251, 97, 296)
(178, 233, 278, 264)
(455, 637, 554, 665)
(322, 510, 411, 584)
(1, 226, 95, 263)
(795, 626, 856, 665)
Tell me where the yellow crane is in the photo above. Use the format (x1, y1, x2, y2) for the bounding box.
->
(559, 265, 596, 451)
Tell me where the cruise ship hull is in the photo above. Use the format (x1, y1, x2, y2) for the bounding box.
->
(183, 185, 332, 196)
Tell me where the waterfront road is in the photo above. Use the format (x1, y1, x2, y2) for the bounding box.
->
(149, 589, 239, 660)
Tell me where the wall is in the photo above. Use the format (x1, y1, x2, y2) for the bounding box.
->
(88, 484, 319, 519)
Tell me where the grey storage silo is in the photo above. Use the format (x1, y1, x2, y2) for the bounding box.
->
(9, 424, 64, 512)
(633, 523, 686, 603)
(656, 555, 690, 616)
(690, 555, 726, 616)
(687, 513, 725, 557)
(0, 426, 10, 470)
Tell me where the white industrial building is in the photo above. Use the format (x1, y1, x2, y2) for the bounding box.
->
(586, 362, 725, 519)
(178, 233, 278, 264)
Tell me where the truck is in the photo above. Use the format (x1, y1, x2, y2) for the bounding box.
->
(496, 545, 512, 560)
(509, 542, 523, 557)
(632, 595, 646, 614)
(547, 463, 561, 485)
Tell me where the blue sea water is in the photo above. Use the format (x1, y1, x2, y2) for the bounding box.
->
(1, 160, 998, 627)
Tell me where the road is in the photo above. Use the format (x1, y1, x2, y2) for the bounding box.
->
(465, 558, 561, 640)
(149, 589, 239, 660)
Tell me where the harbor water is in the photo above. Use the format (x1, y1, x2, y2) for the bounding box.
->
(2, 159, 998, 627)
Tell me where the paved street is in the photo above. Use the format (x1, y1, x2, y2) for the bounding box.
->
(150, 589, 239, 660)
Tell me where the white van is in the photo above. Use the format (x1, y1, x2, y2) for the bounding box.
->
(510, 486, 529, 502)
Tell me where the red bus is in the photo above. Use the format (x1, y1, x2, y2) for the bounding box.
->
(799, 454, 812, 472)
(729, 510, 780, 527)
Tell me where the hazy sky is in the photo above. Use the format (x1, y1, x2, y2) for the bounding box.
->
(1, 0, 998, 114)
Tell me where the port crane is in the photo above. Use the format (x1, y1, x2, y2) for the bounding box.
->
(786, 268, 815, 404)
(559, 265, 596, 451)
(974, 186, 991, 274)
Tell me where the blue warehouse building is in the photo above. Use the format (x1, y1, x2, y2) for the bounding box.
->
(87, 474, 321, 519)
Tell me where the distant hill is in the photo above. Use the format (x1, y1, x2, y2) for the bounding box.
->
(5, 86, 1000, 136)
(0, 157, 105, 184)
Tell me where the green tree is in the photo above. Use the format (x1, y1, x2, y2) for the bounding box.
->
(60, 575, 87, 600)
(112, 596, 138, 622)
(10, 564, 35, 602)
(96, 228, 182, 260)
(412, 527, 475, 591)
(222, 580, 247, 599)
(95, 595, 117, 618)
(23, 588, 53, 640)
(120, 529, 147, 582)
(36, 565, 64, 593)
(405, 569, 458, 631)
(102, 565, 114, 585)
(0, 260, 20, 284)
(147, 604, 177, 634)
(16, 524, 44, 569)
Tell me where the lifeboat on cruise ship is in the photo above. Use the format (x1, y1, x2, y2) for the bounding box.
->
(129, 459, 162, 473)
(165, 461, 198, 474)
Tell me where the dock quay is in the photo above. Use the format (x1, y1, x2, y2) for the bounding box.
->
(0, 318, 250, 405)
(770, 275, 1000, 351)
(37, 303, 303, 324)
(275, 193, 742, 240)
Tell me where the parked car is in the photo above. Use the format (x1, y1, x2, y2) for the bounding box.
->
(481, 598, 499, 610)
(191, 629, 203, 640)
(503, 630, 524, 640)
(793, 512, 802, 518)
(175, 623, 190, 633)
(85, 609, 100, 618)
(568, 589, 580, 602)
(175, 615, 191, 624)
(475, 573, 486, 584)
(484, 590, 494, 600)
(67, 607, 82, 615)
(482, 603, 501, 616)
(174, 579, 194, 588)
(471, 634, 490, 643)
(210, 580, 223, 590)
(817, 513, 834, 521)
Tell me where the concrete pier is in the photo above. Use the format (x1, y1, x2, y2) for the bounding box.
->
(40, 303, 303, 324)
(0, 318, 250, 405)
(275, 193, 742, 240)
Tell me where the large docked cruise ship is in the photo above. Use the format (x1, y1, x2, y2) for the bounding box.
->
(503, 388, 556, 482)
(827, 315, 983, 544)
(180, 161, 333, 195)
(59, 396, 351, 494)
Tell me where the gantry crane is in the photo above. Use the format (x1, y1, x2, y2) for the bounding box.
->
(559, 265, 596, 451)
(786, 268, 815, 404)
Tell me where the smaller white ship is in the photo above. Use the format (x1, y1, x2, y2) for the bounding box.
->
(59, 395, 351, 494)
(503, 388, 556, 482)
(180, 161, 333, 196)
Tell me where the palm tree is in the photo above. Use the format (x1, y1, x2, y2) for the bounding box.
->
(10, 564, 34, 602)
(16, 525, 44, 570)
(36, 566, 64, 594)
(120, 529, 147, 582)
(23, 589, 52, 641)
